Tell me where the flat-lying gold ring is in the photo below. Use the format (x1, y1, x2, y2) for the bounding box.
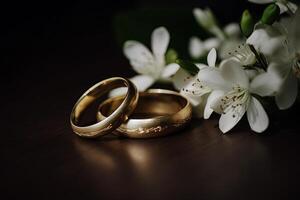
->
(97, 89, 192, 138)
(70, 77, 138, 138)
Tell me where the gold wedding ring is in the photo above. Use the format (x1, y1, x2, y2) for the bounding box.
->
(97, 89, 192, 138)
(70, 77, 138, 138)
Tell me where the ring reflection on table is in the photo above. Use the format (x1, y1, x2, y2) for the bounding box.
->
(97, 89, 192, 138)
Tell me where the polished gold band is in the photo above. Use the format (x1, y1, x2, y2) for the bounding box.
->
(97, 89, 192, 138)
(70, 77, 138, 138)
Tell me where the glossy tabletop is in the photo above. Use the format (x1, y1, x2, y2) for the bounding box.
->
(3, 1, 300, 199)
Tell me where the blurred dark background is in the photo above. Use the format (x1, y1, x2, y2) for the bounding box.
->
(2, 0, 264, 87)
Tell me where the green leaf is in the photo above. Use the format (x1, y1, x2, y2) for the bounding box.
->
(175, 59, 199, 75)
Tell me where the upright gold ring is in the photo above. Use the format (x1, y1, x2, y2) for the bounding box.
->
(70, 77, 138, 138)
(97, 89, 192, 138)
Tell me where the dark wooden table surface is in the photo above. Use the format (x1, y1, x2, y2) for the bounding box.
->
(3, 2, 300, 199)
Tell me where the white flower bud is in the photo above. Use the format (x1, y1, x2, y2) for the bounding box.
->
(193, 8, 225, 40)
(193, 8, 217, 30)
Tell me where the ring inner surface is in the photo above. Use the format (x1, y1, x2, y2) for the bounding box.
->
(72, 79, 127, 126)
(100, 93, 186, 119)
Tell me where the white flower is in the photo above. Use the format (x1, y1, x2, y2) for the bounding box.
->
(189, 21, 244, 59)
(247, 21, 299, 109)
(199, 58, 276, 133)
(248, 0, 298, 14)
(110, 27, 179, 96)
(173, 48, 225, 119)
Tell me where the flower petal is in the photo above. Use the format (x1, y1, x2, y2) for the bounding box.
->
(275, 71, 298, 110)
(123, 41, 155, 75)
(161, 63, 180, 78)
(246, 26, 286, 59)
(189, 37, 206, 59)
(108, 87, 128, 97)
(219, 101, 247, 133)
(193, 8, 216, 31)
(220, 58, 249, 88)
(180, 91, 203, 106)
(204, 90, 224, 119)
(219, 39, 242, 59)
(151, 27, 170, 58)
(287, 2, 298, 14)
(172, 68, 192, 90)
(276, 2, 288, 14)
(288, 9, 300, 53)
(203, 38, 221, 50)
(180, 75, 211, 99)
(130, 75, 155, 92)
(224, 23, 240, 38)
(108, 75, 155, 97)
(198, 67, 231, 91)
(210, 93, 226, 114)
(250, 64, 283, 96)
(268, 61, 291, 78)
(207, 48, 217, 67)
(195, 63, 209, 70)
(245, 68, 264, 80)
(247, 97, 269, 133)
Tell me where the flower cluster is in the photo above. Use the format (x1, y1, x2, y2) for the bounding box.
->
(117, 0, 299, 133)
